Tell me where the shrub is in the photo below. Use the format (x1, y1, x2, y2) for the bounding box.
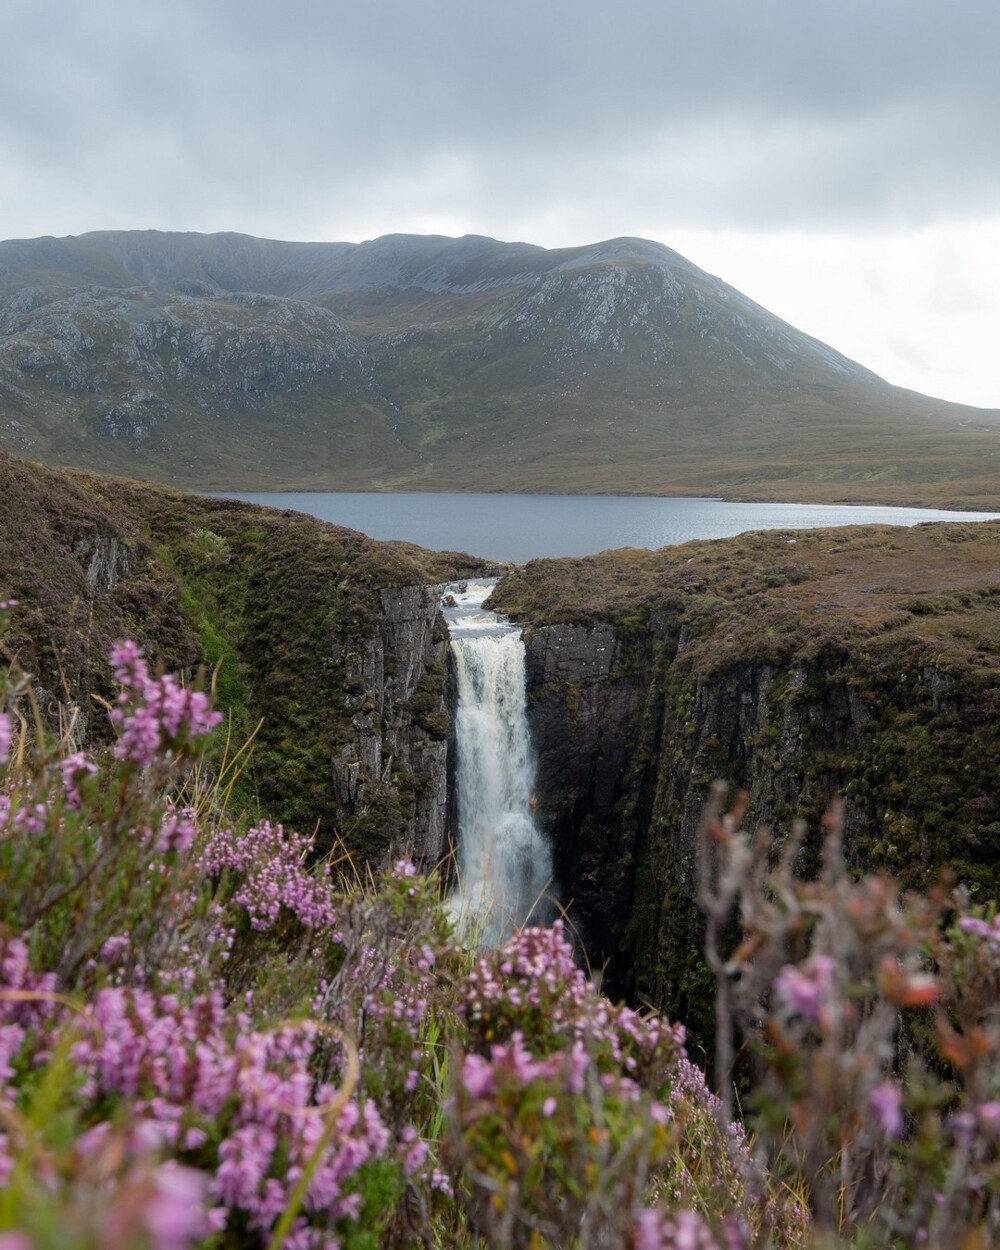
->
(15, 618, 998, 1246)
(3, 628, 784, 1248)
(699, 784, 1000, 1247)
(0, 628, 448, 1248)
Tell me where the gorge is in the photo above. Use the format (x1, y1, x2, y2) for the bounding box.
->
(3, 447, 1000, 1053)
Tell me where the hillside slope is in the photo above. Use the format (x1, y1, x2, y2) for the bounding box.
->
(0, 448, 487, 859)
(2, 230, 999, 506)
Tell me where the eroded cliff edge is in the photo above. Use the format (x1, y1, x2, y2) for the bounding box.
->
(0, 449, 488, 862)
(7, 444, 1000, 1057)
(491, 524, 1000, 1049)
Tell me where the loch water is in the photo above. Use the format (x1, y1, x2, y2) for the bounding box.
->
(207, 491, 1000, 563)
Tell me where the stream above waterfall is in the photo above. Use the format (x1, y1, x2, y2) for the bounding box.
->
(441, 580, 554, 946)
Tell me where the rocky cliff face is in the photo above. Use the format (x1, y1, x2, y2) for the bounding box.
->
(333, 585, 451, 864)
(523, 622, 649, 967)
(493, 522, 1000, 1047)
(0, 449, 487, 862)
(526, 618, 1000, 1048)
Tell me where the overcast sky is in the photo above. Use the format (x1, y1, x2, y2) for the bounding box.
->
(3, 0, 998, 407)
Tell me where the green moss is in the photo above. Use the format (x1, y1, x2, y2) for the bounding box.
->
(0, 451, 488, 862)
(410, 670, 450, 740)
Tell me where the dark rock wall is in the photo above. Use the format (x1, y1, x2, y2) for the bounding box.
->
(521, 613, 1000, 1053)
(523, 622, 649, 972)
(0, 451, 479, 865)
(333, 585, 451, 864)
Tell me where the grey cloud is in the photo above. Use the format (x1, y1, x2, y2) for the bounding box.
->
(2, 0, 999, 237)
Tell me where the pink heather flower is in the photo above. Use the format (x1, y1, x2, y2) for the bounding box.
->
(567, 1039, 588, 1094)
(155, 806, 196, 854)
(0, 1234, 34, 1250)
(505, 1032, 537, 1084)
(0, 712, 12, 766)
(959, 915, 1000, 944)
(542, 1096, 557, 1117)
(59, 750, 97, 807)
(143, 1162, 212, 1250)
(110, 638, 147, 680)
(75, 1121, 112, 1160)
(430, 1167, 453, 1197)
(635, 1207, 741, 1250)
(214, 1124, 278, 1208)
(114, 704, 162, 767)
(132, 1120, 169, 1154)
(977, 1101, 1000, 1135)
(461, 1053, 494, 1099)
(870, 1081, 904, 1138)
(109, 641, 221, 766)
(774, 955, 836, 1021)
(196, 821, 337, 932)
(100, 935, 132, 964)
(635, 1209, 663, 1250)
(402, 1135, 429, 1176)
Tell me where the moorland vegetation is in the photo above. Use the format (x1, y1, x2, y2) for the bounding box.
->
(4, 601, 1000, 1247)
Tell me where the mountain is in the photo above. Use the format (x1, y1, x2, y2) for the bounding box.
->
(2, 229, 999, 506)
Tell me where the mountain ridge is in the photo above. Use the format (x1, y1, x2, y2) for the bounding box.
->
(2, 229, 998, 507)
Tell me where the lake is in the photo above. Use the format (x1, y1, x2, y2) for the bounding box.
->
(206, 491, 1000, 563)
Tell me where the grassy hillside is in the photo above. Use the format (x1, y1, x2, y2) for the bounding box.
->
(2, 230, 999, 507)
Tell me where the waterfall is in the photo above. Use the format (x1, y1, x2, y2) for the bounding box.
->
(442, 580, 553, 946)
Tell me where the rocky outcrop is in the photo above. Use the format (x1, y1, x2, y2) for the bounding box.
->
(499, 525, 1000, 1046)
(73, 532, 132, 592)
(333, 585, 451, 865)
(0, 449, 487, 865)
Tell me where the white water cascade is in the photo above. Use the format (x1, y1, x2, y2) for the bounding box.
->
(442, 580, 553, 947)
